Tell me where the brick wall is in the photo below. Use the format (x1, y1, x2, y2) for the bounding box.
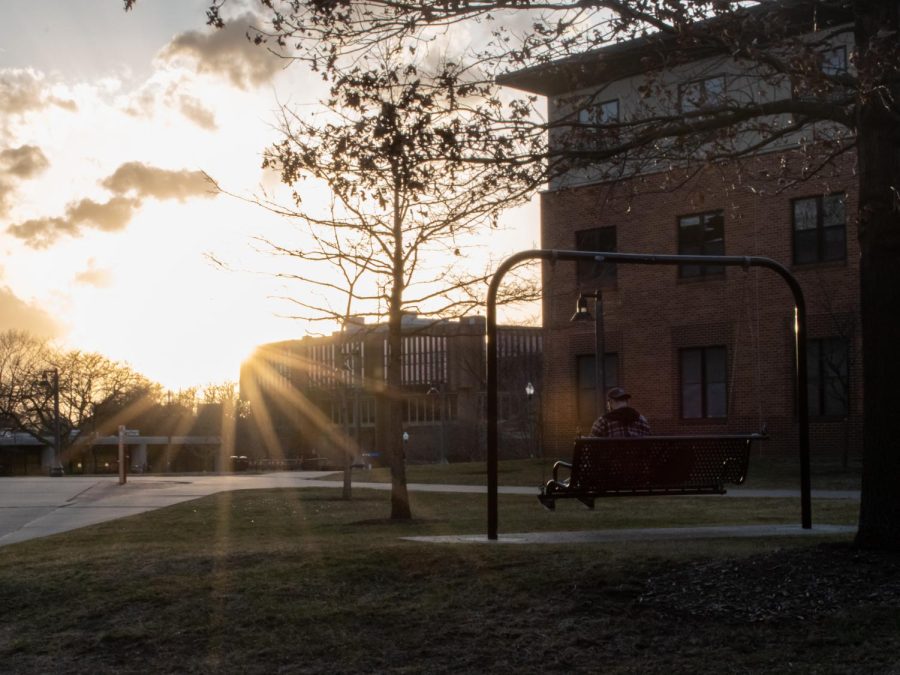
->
(540, 149, 863, 460)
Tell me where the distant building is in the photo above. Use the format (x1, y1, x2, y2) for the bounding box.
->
(239, 314, 542, 465)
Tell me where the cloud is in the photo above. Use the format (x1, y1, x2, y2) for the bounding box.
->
(0, 69, 76, 116)
(102, 162, 214, 201)
(7, 161, 215, 248)
(7, 196, 140, 249)
(156, 14, 283, 89)
(0, 144, 49, 216)
(74, 258, 113, 288)
(0, 286, 61, 338)
(179, 95, 218, 130)
(0, 145, 49, 178)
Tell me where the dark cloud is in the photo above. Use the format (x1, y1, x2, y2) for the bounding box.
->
(74, 258, 113, 288)
(102, 162, 213, 201)
(179, 95, 218, 130)
(157, 14, 283, 89)
(0, 145, 49, 216)
(7, 196, 140, 249)
(0, 286, 61, 338)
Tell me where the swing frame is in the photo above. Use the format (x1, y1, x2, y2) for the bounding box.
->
(485, 250, 811, 541)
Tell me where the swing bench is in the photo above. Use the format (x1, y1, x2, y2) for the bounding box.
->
(538, 433, 765, 510)
(486, 249, 814, 539)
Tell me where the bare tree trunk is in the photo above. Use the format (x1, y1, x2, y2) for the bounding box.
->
(388, 195, 412, 520)
(854, 0, 900, 551)
(342, 390, 352, 500)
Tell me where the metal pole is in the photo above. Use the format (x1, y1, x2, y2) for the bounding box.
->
(485, 250, 812, 540)
(439, 389, 446, 464)
(594, 292, 606, 419)
(118, 424, 126, 485)
(52, 370, 60, 468)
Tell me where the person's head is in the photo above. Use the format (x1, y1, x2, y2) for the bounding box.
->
(606, 386, 632, 411)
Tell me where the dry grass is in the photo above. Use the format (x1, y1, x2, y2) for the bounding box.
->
(346, 451, 862, 492)
(0, 484, 887, 674)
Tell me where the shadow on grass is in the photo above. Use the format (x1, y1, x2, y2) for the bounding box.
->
(0, 485, 882, 674)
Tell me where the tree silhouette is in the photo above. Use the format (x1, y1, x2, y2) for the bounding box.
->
(231, 48, 539, 519)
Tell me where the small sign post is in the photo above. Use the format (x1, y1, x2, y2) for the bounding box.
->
(118, 425, 127, 485)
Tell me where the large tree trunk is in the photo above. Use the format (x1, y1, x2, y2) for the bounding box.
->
(388, 197, 412, 520)
(853, 1, 900, 550)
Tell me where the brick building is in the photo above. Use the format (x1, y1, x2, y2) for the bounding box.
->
(239, 314, 542, 465)
(500, 14, 862, 459)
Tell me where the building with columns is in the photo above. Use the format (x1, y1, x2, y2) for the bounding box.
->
(239, 314, 542, 466)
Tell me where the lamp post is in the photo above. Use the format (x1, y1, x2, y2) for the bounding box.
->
(41, 368, 61, 470)
(525, 382, 536, 458)
(427, 385, 446, 464)
(571, 290, 605, 417)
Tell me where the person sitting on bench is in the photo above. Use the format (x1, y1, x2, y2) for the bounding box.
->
(590, 387, 651, 437)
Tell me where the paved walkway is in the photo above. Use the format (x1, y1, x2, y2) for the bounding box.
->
(405, 523, 858, 545)
(0, 473, 860, 548)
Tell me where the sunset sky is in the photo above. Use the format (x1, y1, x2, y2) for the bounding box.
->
(0, 1, 539, 390)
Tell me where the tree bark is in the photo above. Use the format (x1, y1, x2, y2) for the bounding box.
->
(388, 190, 412, 520)
(854, 0, 900, 550)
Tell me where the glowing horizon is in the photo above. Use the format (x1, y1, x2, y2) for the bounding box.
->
(0, 3, 540, 392)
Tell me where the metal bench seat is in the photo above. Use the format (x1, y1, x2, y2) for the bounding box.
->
(539, 434, 764, 510)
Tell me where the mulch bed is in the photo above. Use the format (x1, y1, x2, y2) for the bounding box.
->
(639, 542, 900, 623)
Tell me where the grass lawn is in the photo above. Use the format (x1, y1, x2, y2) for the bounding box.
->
(338, 450, 863, 492)
(1, 476, 894, 674)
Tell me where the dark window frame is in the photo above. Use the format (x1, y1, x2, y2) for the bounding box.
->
(578, 98, 620, 126)
(821, 45, 848, 76)
(677, 210, 726, 279)
(575, 226, 617, 287)
(678, 75, 726, 114)
(791, 193, 847, 265)
(679, 346, 728, 420)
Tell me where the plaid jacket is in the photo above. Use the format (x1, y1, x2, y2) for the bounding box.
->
(590, 407, 652, 438)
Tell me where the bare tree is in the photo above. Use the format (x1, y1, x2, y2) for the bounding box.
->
(234, 49, 539, 519)
(0, 330, 157, 465)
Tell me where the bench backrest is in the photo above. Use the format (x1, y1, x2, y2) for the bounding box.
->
(570, 435, 758, 491)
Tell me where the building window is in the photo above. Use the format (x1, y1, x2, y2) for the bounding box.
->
(678, 211, 725, 278)
(578, 99, 619, 126)
(680, 346, 727, 419)
(575, 226, 617, 286)
(821, 46, 848, 76)
(576, 353, 619, 430)
(792, 194, 846, 265)
(679, 75, 725, 113)
(807, 337, 849, 417)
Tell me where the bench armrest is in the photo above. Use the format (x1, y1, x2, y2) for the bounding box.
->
(552, 460, 573, 483)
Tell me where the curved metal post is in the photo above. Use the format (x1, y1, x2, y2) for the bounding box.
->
(486, 249, 810, 541)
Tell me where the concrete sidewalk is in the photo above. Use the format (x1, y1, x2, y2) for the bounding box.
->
(0, 473, 860, 548)
(405, 523, 858, 545)
(0, 472, 335, 547)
